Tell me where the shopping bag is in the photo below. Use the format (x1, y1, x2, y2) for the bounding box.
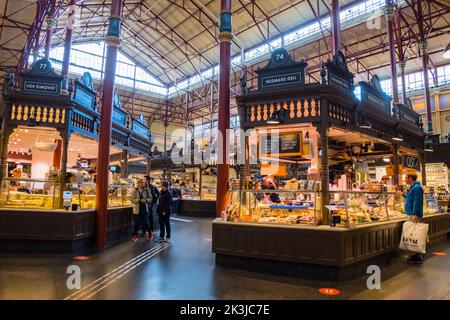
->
(399, 221, 429, 254)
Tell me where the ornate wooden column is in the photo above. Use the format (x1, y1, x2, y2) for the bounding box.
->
(331, 0, 341, 55)
(216, 0, 232, 217)
(95, 0, 124, 249)
(44, 0, 57, 60)
(319, 100, 330, 225)
(121, 150, 128, 178)
(385, 0, 399, 103)
(420, 153, 426, 186)
(392, 144, 400, 185)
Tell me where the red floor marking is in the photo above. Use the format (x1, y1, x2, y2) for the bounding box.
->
(319, 288, 340, 296)
(432, 252, 447, 256)
(74, 256, 91, 261)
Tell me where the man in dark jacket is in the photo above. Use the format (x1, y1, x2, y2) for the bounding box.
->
(144, 175, 159, 233)
(157, 181, 173, 243)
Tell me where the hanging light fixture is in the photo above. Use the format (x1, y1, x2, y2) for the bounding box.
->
(359, 120, 372, 129)
(267, 108, 281, 125)
(383, 157, 391, 162)
(424, 144, 434, 152)
(392, 133, 403, 142)
(444, 41, 450, 59)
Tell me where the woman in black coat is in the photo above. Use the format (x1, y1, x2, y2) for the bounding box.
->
(157, 181, 173, 243)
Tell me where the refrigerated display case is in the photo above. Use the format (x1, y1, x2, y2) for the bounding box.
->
(328, 191, 406, 227)
(226, 188, 321, 226)
(0, 178, 60, 210)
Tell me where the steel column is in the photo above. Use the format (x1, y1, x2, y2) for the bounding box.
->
(385, 1, 399, 103)
(396, 10, 407, 103)
(44, 0, 57, 59)
(61, 0, 76, 78)
(417, 0, 432, 132)
(216, 0, 232, 217)
(331, 0, 341, 55)
(95, 0, 124, 249)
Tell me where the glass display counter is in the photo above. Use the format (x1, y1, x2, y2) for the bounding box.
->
(0, 178, 60, 210)
(71, 183, 133, 209)
(226, 189, 321, 226)
(328, 191, 406, 227)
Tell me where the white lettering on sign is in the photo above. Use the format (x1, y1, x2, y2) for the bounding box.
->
(262, 72, 302, 88)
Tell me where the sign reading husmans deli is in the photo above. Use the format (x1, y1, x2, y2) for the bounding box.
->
(259, 131, 303, 157)
(261, 72, 303, 89)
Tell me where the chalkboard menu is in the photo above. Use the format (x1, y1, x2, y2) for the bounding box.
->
(259, 131, 302, 157)
(402, 155, 420, 170)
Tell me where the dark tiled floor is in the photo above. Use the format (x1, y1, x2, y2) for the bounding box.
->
(0, 216, 449, 300)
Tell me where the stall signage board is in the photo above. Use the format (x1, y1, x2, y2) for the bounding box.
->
(401, 111, 418, 126)
(329, 73, 350, 91)
(22, 80, 59, 95)
(113, 106, 127, 126)
(259, 132, 302, 157)
(402, 155, 420, 170)
(74, 85, 95, 109)
(132, 120, 149, 139)
(261, 72, 304, 89)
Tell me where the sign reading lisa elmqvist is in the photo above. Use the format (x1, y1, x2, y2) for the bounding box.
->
(259, 132, 303, 157)
(20, 58, 63, 96)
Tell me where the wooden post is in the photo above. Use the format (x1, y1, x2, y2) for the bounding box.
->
(319, 100, 330, 225)
(420, 152, 426, 186)
(392, 144, 400, 185)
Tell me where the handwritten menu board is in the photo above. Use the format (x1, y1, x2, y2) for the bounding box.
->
(259, 132, 302, 157)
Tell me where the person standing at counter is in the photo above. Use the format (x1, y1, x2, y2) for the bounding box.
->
(131, 179, 153, 242)
(261, 176, 280, 203)
(398, 173, 425, 263)
(10, 167, 30, 193)
(157, 181, 172, 243)
(169, 183, 182, 215)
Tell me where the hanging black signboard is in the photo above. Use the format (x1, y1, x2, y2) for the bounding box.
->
(259, 131, 303, 157)
(402, 155, 420, 170)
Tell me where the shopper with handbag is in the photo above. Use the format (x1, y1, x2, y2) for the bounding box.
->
(131, 179, 153, 242)
(398, 173, 425, 263)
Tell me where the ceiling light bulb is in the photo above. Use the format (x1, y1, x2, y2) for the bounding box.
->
(383, 157, 390, 162)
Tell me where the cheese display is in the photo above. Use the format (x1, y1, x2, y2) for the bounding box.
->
(225, 189, 320, 226)
(329, 191, 407, 225)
